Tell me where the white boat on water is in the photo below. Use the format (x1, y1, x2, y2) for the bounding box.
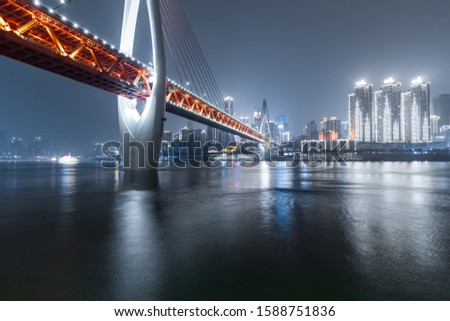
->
(58, 155, 80, 165)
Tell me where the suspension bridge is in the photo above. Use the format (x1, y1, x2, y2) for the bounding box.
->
(0, 0, 271, 169)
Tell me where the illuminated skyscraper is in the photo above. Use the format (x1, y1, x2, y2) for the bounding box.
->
(275, 114, 289, 143)
(349, 80, 374, 142)
(181, 127, 189, 141)
(319, 117, 342, 140)
(190, 129, 206, 145)
(239, 116, 249, 125)
(402, 91, 413, 142)
(411, 77, 431, 142)
(269, 121, 278, 143)
(431, 115, 441, 137)
(161, 131, 173, 157)
(223, 97, 235, 144)
(304, 120, 319, 140)
(162, 130, 173, 142)
(374, 90, 383, 141)
(402, 78, 431, 142)
(224, 96, 234, 116)
(341, 121, 349, 139)
(253, 108, 262, 131)
(374, 78, 402, 142)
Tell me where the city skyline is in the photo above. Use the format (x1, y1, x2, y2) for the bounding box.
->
(2, 0, 450, 151)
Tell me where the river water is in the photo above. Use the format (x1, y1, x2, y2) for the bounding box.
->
(0, 162, 449, 300)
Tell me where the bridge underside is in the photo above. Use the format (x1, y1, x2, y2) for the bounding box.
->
(0, 29, 150, 100)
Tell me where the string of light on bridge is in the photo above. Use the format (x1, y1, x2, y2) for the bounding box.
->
(32, 0, 154, 72)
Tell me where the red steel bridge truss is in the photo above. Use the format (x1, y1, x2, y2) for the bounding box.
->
(0, 0, 268, 143)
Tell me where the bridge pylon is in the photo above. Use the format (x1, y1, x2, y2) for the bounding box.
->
(118, 0, 166, 171)
(259, 99, 272, 148)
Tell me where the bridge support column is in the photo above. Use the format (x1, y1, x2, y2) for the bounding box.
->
(118, 0, 166, 171)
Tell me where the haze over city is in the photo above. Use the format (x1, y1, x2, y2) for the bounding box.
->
(2, 0, 450, 152)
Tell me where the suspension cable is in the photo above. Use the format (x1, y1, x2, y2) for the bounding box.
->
(160, 0, 227, 111)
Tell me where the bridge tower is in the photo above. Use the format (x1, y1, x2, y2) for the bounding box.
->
(260, 99, 272, 143)
(118, 0, 166, 171)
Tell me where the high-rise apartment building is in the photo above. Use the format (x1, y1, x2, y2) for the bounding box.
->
(304, 120, 319, 140)
(224, 96, 234, 116)
(319, 117, 342, 140)
(374, 78, 402, 142)
(402, 77, 431, 142)
(253, 108, 262, 131)
(349, 80, 374, 142)
(181, 127, 189, 141)
(269, 121, 278, 143)
(349, 78, 431, 143)
(162, 130, 173, 142)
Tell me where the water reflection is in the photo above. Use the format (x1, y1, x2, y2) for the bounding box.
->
(0, 162, 449, 300)
(110, 188, 163, 300)
(122, 171, 160, 190)
(59, 167, 78, 214)
(340, 163, 450, 299)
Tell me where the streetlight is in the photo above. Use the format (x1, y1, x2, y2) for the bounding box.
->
(54, 0, 71, 10)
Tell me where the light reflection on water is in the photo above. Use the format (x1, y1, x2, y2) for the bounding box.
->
(0, 162, 449, 300)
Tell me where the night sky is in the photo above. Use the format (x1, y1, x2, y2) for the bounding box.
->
(1, 0, 450, 152)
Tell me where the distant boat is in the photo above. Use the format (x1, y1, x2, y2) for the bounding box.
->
(58, 154, 79, 165)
